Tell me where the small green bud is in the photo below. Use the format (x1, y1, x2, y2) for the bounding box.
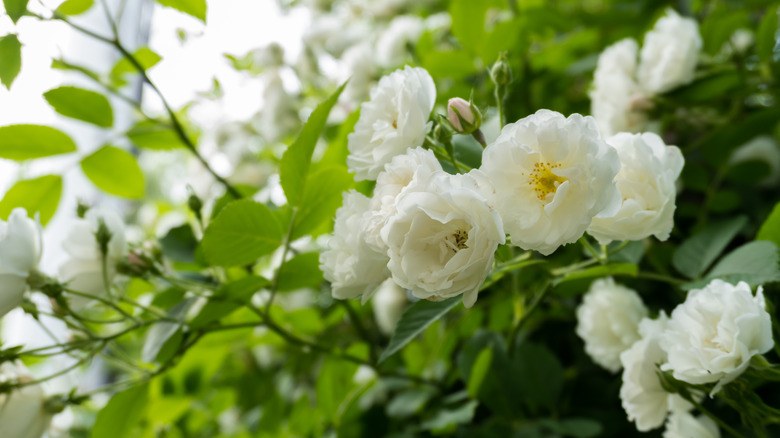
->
(76, 200, 90, 219)
(94, 218, 113, 258)
(187, 190, 204, 221)
(490, 52, 512, 87)
(44, 395, 69, 414)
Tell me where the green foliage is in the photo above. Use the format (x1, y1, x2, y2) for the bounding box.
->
(276, 252, 323, 292)
(280, 82, 346, 207)
(43, 86, 114, 127)
(91, 383, 149, 438)
(155, 0, 207, 22)
(201, 199, 283, 266)
(142, 298, 194, 363)
(379, 296, 460, 362)
(0, 175, 62, 225)
(672, 216, 747, 279)
(757, 202, 780, 248)
(55, 0, 94, 16)
(3, 0, 27, 23)
(0, 34, 21, 89)
(291, 166, 353, 239)
(188, 276, 268, 329)
(684, 241, 780, 289)
(0, 124, 77, 160)
(126, 120, 186, 150)
(110, 47, 161, 85)
(757, 4, 780, 63)
(80, 146, 144, 198)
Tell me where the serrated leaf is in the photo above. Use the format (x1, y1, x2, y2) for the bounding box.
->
(0, 175, 62, 225)
(188, 276, 268, 329)
(280, 82, 346, 207)
(683, 241, 780, 289)
(292, 166, 353, 239)
(55, 0, 94, 15)
(91, 383, 149, 438)
(757, 202, 780, 248)
(44, 86, 114, 127)
(81, 145, 144, 198)
(277, 252, 323, 292)
(0, 124, 77, 160)
(110, 47, 161, 84)
(0, 34, 22, 89)
(3, 0, 28, 23)
(379, 296, 460, 363)
(466, 347, 492, 398)
(155, 0, 207, 22)
(201, 199, 283, 267)
(142, 298, 194, 363)
(673, 216, 748, 279)
(126, 120, 185, 150)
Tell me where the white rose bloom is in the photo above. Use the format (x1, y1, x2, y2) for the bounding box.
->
(0, 208, 43, 317)
(661, 280, 774, 393)
(576, 278, 648, 372)
(590, 38, 651, 136)
(347, 66, 436, 181)
(364, 147, 443, 252)
(256, 71, 300, 144)
(588, 132, 684, 244)
(480, 110, 621, 255)
(663, 411, 720, 438)
(637, 9, 702, 94)
(371, 279, 408, 335)
(376, 15, 424, 67)
(0, 362, 52, 438)
(341, 42, 378, 103)
(320, 190, 389, 301)
(621, 313, 694, 432)
(384, 170, 504, 308)
(729, 135, 780, 188)
(59, 208, 127, 309)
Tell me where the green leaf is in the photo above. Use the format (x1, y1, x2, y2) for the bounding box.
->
(155, 0, 207, 21)
(757, 202, 780, 248)
(316, 356, 359, 425)
(126, 120, 186, 150)
(670, 71, 741, 103)
(684, 241, 780, 289)
(292, 166, 353, 239)
(110, 47, 161, 84)
(201, 199, 283, 267)
(421, 50, 477, 78)
(91, 383, 149, 438)
(672, 216, 747, 279)
(541, 418, 603, 438)
(188, 276, 268, 329)
(43, 86, 114, 127)
(280, 82, 346, 207)
(513, 342, 564, 411)
(421, 400, 479, 432)
(3, 0, 28, 23)
(81, 145, 144, 198)
(0, 34, 22, 89)
(757, 4, 779, 63)
(159, 224, 198, 263)
(379, 296, 460, 363)
(0, 124, 77, 160)
(142, 298, 194, 363)
(0, 175, 62, 226)
(277, 252, 323, 292)
(466, 347, 493, 398)
(55, 0, 94, 15)
(457, 330, 520, 417)
(450, 0, 488, 55)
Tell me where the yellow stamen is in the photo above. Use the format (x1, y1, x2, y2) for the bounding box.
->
(522, 161, 567, 202)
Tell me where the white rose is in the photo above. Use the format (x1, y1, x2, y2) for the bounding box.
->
(637, 9, 702, 94)
(0, 208, 43, 317)
(384, 170, 504, 308)
(480, 109, 621, 255)
(376, 15, 424, 67)
(575, 278, 648, 372)
(320, 190, 389, 301)
(255, 71, 300, 144)
(589, 38, 651, 136)
(588, 132, 684, 244)
(347, 66, 436, 181)
(663, 411, 720, 438)
(729, 135, 780, 188)
(620, 313, 694, 432)
(0, 362, 52, 438)
(340, 42, 378, 103)
(364, 147, 443, 252)
(661, 280, 774, 393)
(59, 208, 127, 309)
(371, 278, 408, 336)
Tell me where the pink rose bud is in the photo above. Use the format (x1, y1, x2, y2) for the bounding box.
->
(446, 97, 482, 134)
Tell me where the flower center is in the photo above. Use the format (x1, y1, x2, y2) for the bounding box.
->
(524, 161, 567, 201)
(444, 229, 469, 253)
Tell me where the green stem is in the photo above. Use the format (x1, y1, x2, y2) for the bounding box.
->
(635, 271, 686, 286)
(579, 237, 603, 263)
(266, 208, 297, 314)
(495, 85, 506, 127)
(508, 281, 551, 356)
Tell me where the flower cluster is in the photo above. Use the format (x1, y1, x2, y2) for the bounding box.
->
(322, 65, 684, 308)
(590, 9, 702, 136)
(576, 278, 773, 435)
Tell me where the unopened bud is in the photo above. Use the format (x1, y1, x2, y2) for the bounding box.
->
(94, 218, 113, 258)
(76, 200, 90, 219)
(187, 190, 203, 221)
(44, 395, 68, 414)
(490, 52, 512, 87)
(447, 97, 482, 134)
